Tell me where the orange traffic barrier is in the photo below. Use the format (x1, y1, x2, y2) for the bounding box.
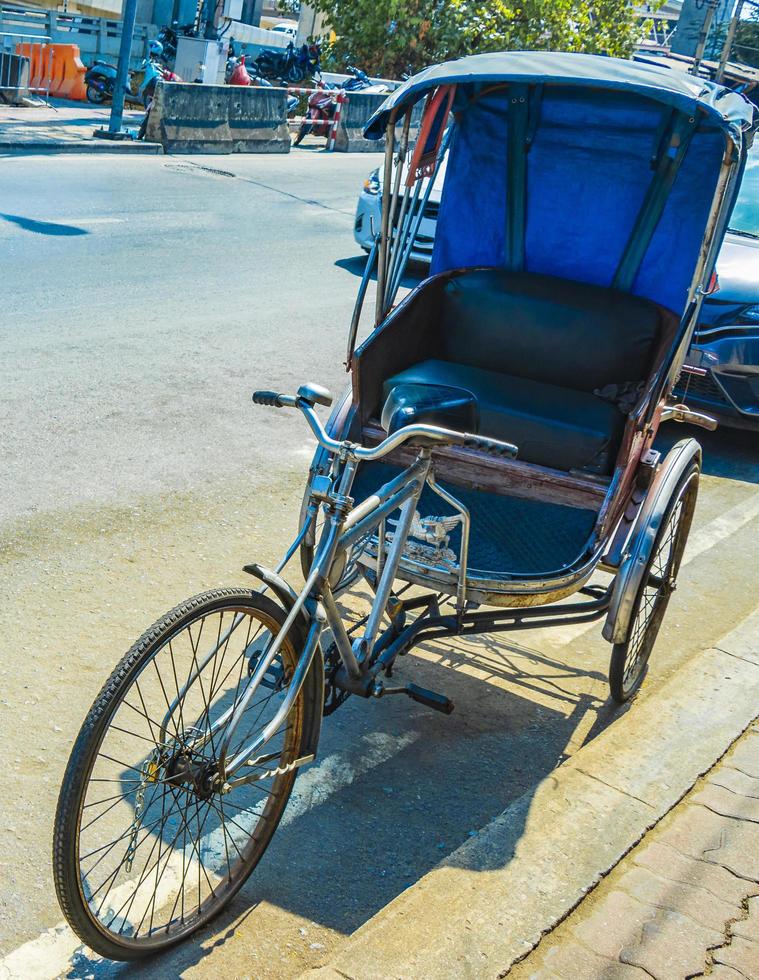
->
(15, 42, 53, 93)
(52, 44, 87, 100)
(14, 42, 87, 100)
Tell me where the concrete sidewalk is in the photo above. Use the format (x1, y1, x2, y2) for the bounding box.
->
(511, 722, 759, 980)
(305, 606, 759, 980)
(0, 99, 162, 153)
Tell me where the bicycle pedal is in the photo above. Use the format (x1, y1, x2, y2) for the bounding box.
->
(405, 683, 454, 715)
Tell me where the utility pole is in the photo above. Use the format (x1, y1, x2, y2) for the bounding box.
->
(716, 0, 745, 82)
(690, 0, 719, 74)
(93, 0, 139, 140)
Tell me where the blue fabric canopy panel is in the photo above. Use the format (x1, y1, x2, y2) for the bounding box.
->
(430, 85, 727, 312)
(366, 52, 757, 314)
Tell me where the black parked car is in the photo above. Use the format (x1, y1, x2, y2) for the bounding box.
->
(676, 144, 759, 430)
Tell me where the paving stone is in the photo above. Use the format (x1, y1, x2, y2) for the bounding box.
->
(616, 864, 739, 931)
(529, 941, 648, 979)
(655, 804, 759, 882)
(571, 890, 657, 960)
(713, 936, 759, 977)
(619, 906, 725, 979)
(692, 783, 759, 823)
(732, 896, 759, 945)
(633, 840, 757, 906)
(708, 965, 752, 980)
(709, 767, 759, 801)
(725, 733, 759, 780)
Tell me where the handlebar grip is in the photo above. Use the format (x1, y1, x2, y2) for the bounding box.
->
(252, 390, 284, 407)
(463, 433, 518, 459)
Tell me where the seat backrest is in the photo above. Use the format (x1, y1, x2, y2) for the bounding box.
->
(440, 269, 663, 392)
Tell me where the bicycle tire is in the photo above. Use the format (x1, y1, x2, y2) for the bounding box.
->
(609, 462, 699, 703)
(53, 588, 319, 960)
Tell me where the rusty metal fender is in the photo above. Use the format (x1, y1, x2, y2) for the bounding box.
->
(243, 562, 324, 758)
(603, 437, 702, 645)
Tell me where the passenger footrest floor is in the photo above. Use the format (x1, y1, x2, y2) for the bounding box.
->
(351, 462, 598, 579)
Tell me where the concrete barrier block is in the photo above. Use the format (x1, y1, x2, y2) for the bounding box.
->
(145, 81, 290, 154)
(333, 91, 422, 152)
(333, 92, 387, 153)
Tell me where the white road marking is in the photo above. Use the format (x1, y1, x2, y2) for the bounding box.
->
(0, 731, 418, 980)
(681, 490, 759, 563)
(543, 490, 759, 648)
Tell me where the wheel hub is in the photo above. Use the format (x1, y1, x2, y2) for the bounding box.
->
(165, 751, 219, 800)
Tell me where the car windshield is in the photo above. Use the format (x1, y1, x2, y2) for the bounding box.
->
(729, 146, 759, 239)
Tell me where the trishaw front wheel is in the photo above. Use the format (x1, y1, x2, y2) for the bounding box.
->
(609, 462, 699, 704)
(53, 588, 318, 961)
(299, 486, 365, 595)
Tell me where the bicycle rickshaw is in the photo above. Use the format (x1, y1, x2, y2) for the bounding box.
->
(54, 51, 756, 959)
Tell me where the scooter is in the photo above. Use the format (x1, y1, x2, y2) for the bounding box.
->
(155, 22, 196, 67)
(137, 65, 181, 140)
(85, 41, 166, 106)
(342, 65, 390, 94)
(227, 57, 299, 113)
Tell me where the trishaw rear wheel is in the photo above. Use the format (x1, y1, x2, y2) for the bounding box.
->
(609, 462, 699, 704)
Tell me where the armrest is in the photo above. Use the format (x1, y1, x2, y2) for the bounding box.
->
(352, 276, 445, 423)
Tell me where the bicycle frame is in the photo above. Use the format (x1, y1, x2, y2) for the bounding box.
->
(157, 391, 616, 790)
(211, 448, 436, 787)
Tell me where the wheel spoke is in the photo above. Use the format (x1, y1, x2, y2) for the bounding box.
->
(612, 471, 698, 702)
(61, 595, 305, 954)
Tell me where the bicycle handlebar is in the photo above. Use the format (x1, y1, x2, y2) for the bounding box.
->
(252, 390, 294, 408)
(252, 389, 518, 462)
(462, 433, 518, 458)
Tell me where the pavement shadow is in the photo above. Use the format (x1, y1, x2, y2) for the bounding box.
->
(75, 621, 615, 978)
(1, 213, 88, 236)
(656, 422, 759, 484)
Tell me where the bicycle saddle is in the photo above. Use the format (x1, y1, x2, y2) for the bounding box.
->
(381, 383, 479, 440)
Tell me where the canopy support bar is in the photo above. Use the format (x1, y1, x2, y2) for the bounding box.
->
(612, 109, 700, 293)
(385, 125, 452, 309)
(504, 84, 542, 273)
(505, 83, 529, 272)
(375, 117, 397, 324)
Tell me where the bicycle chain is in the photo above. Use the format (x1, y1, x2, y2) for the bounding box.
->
(125, 752, 160, 873)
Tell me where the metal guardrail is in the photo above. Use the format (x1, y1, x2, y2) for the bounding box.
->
(0, 30, 51, 99)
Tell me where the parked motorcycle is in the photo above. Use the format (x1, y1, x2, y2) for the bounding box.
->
(155, 22, 196, 67)
(342, 64, 390, 94)
(293, 66, 388, 146)
(85, 41, 167, 106)
(227, 54, 252, 86)
(293, 81, 338, 146)
(227, 57, 299, 113)
(254, 40, 319, 84)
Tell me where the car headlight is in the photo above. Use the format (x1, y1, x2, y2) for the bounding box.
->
(739, 304, 759, 324)
(362, 169, 380, 195)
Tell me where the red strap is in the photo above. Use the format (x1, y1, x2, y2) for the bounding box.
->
(406, 85, 455, 187)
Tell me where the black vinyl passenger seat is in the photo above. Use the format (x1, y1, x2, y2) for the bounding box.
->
(360, 269, 671, 475)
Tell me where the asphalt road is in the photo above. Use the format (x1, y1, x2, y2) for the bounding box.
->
(0, 152, 377, 525)
(0, 152, 757, 979)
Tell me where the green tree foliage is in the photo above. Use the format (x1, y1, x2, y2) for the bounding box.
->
(733, 9, 759, 70)
(309, 0, 650, 77)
